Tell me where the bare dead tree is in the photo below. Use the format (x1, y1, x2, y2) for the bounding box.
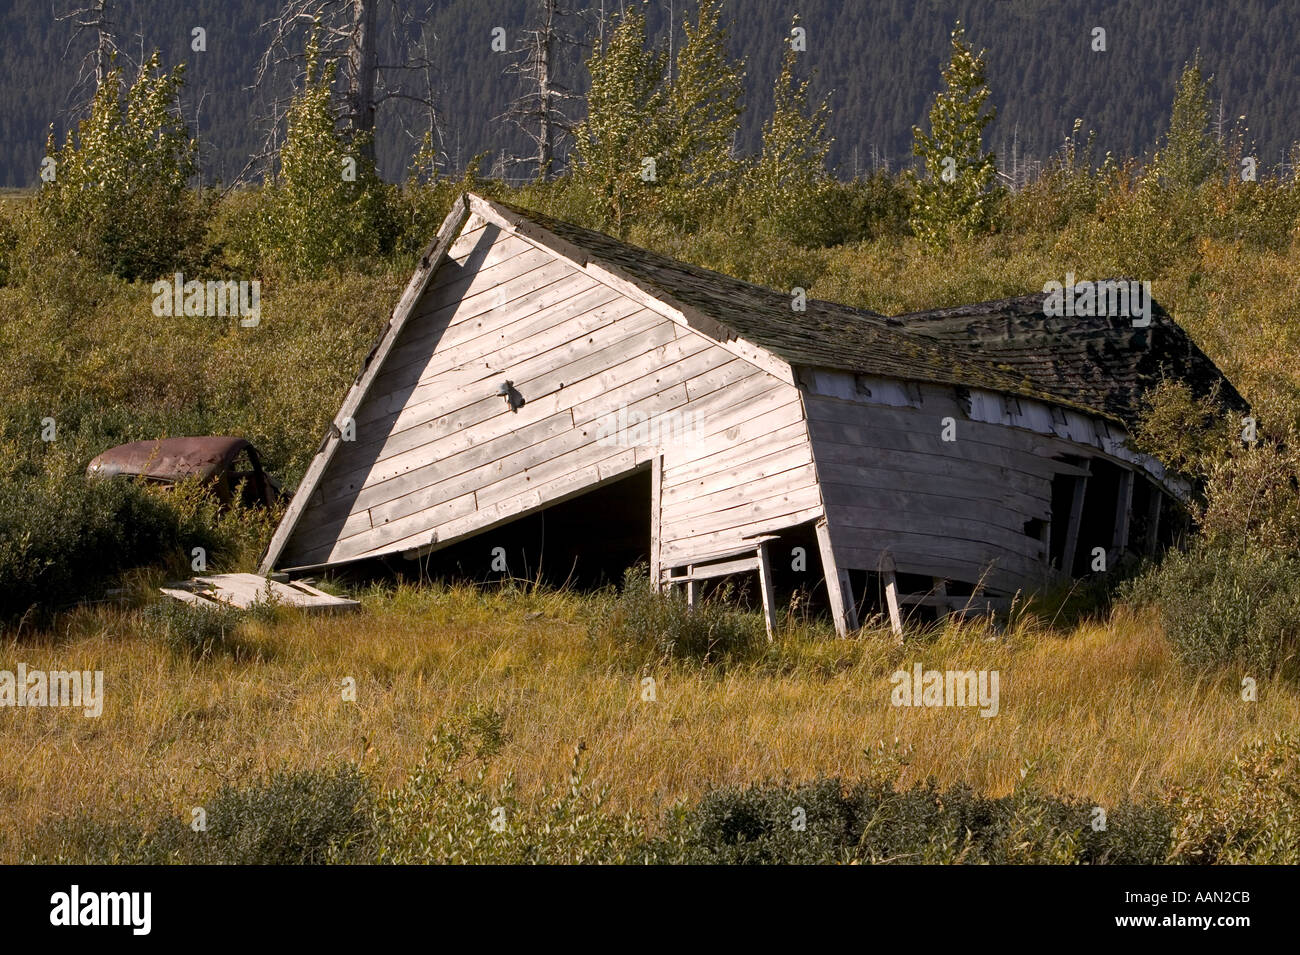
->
(498, 0, 581, 181)
(57, 0, 127, 106)
(249, 0, 442, 181)
(346, 0, 377, 155)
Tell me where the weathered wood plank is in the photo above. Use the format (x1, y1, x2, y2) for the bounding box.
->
(815, 518, 856, 636)
(1061, 476, 1088, 573)
(265, 196, 470, 572)
(1113, 468, 1134, 554)
(660, 505, 825, 567)
(662, 456, 818, 523)
(879, 553, 904, 639)
(660, 482, 823, 541)
(650, 453, 663, 593)
(162, 573, 360, 612)
(757, 541, 776, 641)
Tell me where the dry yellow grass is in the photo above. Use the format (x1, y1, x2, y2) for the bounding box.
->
(1, 583, 1294, 861)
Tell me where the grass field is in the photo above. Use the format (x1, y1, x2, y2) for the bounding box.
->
(3, 580, 1295, 862)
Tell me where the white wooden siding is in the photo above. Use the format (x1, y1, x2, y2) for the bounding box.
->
(278, 218, 821, 569)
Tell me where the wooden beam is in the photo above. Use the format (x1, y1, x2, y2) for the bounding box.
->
(932, 577, 948, 624)
(1145, 486, 1164, 555)
(756, 541, 776, 642)
(880, 553, 903, 640)
(686, 565, 698, 612)
(815, 518, 856, 636)
(650, 453, 663, 593)
(1061, 475, 1088, 575)
(664, 555, 760, 582)
(259, 195, 470, 574)
(1113, 469, 1134, 557)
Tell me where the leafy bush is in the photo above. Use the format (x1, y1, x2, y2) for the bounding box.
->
(201, 766, 373, 864)
(651, 777, 1172, 864)
(373, 710, 647, 864)
(0, 403, 276, 624)
(0, 458, 180, 623)
(258, 36, 396, 277)
(31, 766, 371, 864)
(587, 565, 766, 665)
(1171, 732, 1300, 864)
(21, 54, 202, 283)
(0, 201, 17, 286)
(141, 599, 258, 661)
(1197, 443, 1300, 554)
(1125, 544, 1300, 675)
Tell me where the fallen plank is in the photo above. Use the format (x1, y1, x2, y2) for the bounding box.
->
(160, 573, 360, 612)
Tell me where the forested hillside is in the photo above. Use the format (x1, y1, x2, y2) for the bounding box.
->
(1, 0, 1297, 186)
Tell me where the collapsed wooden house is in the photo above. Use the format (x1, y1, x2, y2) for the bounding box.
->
(255, 192, 1243, 634)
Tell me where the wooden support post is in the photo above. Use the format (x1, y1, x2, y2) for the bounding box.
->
(1145, 487, 1164, 556)
(1061, 475, 1088, 575)
(685, 565, 697, 612)
(1112, 469, 1134, 560)
(756, 541, 776, 642)
(649, 454, 663, 593)
(814, 518, 857, 636)
(880, 553, 903, 640)
(932, 577, 949, 624)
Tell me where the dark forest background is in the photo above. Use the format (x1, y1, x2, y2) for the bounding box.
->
(2, 0, 1298, 187)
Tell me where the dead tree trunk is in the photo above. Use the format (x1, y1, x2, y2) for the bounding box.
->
(346, 0, 377, 158)
(535, 0, 556, 177)
(500, 0, 577, 182)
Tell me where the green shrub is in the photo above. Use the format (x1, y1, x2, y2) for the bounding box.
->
(0, 456, 180, 623)
(27, 813, 193, 864)
(652, 775, 1172, 864)
(28, 766, 371, 864)
(371, 708, 649, 864)
(22, 55, 203, 283)
(201, 766, 373, 864)
(257, 36, 396, 277)
(1125, 544, 1300, 675)
(141, 599, 257, 661)
(0, 201, 17, 286)
(587, 565, 766, 666)
(0, 403, 276, 624)
(1171, 732, 1300, 864)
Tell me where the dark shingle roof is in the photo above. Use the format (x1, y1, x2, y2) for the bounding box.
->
(486, 197, 1243, 428)
(894, 292, 1247, 426)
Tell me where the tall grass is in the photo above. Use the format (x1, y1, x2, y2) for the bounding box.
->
(2, 582, 1297, 862)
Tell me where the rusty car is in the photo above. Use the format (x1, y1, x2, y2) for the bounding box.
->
(86, 436, 283, 507)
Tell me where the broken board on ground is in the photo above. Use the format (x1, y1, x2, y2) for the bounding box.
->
(160, 573, 359, 612)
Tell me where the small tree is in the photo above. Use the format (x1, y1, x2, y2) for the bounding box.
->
(909, 23, 1002, 250)
(259, 34, 394, 275)
(1157, 58, 1223, 193)
(33, 53, 198, 281)
(743, 17, 834, 245)
(659, 0, 744, 228)
(571, 7, 667, 233)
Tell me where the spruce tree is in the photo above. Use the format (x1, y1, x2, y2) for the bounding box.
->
(909, 23, 1001, 250)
